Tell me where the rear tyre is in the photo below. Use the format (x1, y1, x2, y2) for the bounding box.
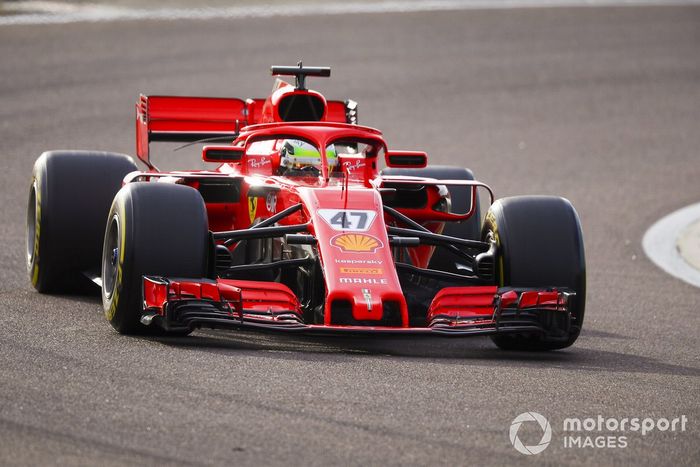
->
(484, 196, 586, 350)
(102, 183, 209, 335)
(381, 166, 481, 272)
(27, 151, 138, 293)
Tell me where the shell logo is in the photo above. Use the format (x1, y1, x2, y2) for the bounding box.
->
(331, 233, 383, 253)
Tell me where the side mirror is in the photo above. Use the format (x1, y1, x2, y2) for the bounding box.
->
(202, 146, 244, 163)
(385, 150, 427, 168)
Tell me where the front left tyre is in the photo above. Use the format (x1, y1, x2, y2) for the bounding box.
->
(483, 196, 586, 350)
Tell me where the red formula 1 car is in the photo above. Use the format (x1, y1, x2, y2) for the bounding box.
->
(26, 64, 585, 350)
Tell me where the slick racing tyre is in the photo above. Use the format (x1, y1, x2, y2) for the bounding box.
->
(381, 166, 481, 273)
(27, 151, 138, 293)
(102, 182, 209, 335)
(483, 196, 586, 350)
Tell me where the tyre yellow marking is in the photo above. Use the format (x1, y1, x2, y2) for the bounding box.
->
(485, 210, 505, 286)
(106, 201, 126, 321)
(31, 180, 41, 286)
(119, 202, 125, 263)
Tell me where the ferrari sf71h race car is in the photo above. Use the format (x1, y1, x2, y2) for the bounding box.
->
(27, 64, 585, 350)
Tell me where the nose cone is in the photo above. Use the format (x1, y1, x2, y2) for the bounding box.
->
(298, 187, 408, 326)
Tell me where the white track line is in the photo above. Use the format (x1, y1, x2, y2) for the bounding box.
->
(643, 203, 700, 288)
(677, 220, 700, 270)
(1, 0, 700, 26)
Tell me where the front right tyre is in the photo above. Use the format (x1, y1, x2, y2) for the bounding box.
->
(102, 182, 209, 334)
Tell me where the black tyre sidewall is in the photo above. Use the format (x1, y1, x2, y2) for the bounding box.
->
(103, 182, 209, 334)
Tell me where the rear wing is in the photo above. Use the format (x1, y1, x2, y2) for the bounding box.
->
(135, 94, 355, 169)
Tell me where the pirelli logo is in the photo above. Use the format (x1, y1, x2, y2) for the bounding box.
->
(339, 267, 383, 275)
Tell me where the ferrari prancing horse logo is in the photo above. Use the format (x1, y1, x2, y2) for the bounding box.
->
(248, 197, 257, 223)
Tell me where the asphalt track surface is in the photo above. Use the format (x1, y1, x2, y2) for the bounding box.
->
(1, 5, 699, 466)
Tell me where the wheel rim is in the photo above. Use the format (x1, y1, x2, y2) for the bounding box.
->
(26, 184, 37, 267)
(102, 215, 120, 299)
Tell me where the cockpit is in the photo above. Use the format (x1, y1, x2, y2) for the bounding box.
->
(244, 134, 385, 184)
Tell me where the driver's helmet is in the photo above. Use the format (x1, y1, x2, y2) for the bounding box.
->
(279, 139, 337, 174)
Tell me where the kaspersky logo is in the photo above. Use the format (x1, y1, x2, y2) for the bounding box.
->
(510, 412, 552, 455)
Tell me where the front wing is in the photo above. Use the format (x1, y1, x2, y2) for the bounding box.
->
(141, 277, 576, 340)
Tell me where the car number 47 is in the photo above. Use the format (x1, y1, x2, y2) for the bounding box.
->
(318, 209, 377, 232)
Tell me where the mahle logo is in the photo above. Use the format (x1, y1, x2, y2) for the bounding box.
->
(510, 412, 552, 455)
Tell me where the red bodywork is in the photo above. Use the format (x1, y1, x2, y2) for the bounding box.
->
(131, 69, 574, 337)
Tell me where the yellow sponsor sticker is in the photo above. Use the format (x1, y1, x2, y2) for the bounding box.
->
(339, 267, 383, 275)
